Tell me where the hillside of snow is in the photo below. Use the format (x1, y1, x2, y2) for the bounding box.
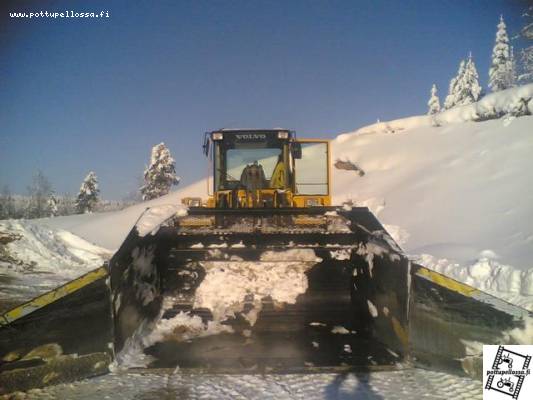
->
(333, 114, 533, 309)
(331, 85, 533, 308)
(0, 220, 111, 310)
(1, 84, 532, 310)
(334, 111, 533, 267)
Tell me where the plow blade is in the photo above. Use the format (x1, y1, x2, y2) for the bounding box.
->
(110, 206, 411, 372)
(1, 205, 532, 393)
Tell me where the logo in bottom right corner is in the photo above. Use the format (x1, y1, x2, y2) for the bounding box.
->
(484, 345, 532, 399)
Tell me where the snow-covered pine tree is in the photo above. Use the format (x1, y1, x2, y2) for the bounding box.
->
(489, 15, 515, 92)
(140, 143, 180, 201)
(444, 55, 482, 109)
(518, 5, 533, 83)
(509, 46, 517, 85)
(456, 53, 482, 105)
(75, 171, 100, 214)
(449, 54, 482, 108)
(444, 59, 466, 109)
(47, 194, 59, 217)
(427, 84, 441, 115)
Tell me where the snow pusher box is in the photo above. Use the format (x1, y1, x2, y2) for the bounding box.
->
(0, 129, 531, 394)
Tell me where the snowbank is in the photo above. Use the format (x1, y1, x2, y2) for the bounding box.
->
(0, 219, 111, 307)
(332, 114, 533, 307)
(43, 181, 203, 251)
(331, 86, 533, 309)
(332, 115, 533, 272)
(416, 253, 533, 311)
(338, 115, 433, 138)
(435, 84, 533, 125)
(338, 84, 533, 138)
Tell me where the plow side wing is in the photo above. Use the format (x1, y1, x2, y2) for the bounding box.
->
(0, 267, 113, 394)
(409, 264, 532, 380)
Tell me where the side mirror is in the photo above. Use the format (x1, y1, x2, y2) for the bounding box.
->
(203, 132, 210, 157)
(291, 142, 302, 159)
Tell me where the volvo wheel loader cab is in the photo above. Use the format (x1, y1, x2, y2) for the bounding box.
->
(184, 129, 331, 209)
(110, 129, 412, 373)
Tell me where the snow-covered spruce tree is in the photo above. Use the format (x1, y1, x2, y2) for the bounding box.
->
(75, 171, 100, 214)
(489, 15, 515, 92)
(444, 55, 482, 109)
(518, 5, 533, 83)
(140, 143, 180, 201)
(509, 46, 518, 86)
(459, 54, 482, 105)
(444, 59, 465, 109)
(427, 84, 441, 115)
(47, 194, 59, 217)
(451, 54, 483, 107)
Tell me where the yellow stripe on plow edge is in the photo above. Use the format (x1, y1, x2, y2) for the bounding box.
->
(1, 266, 108, 326)
(416, 267, 479, 297)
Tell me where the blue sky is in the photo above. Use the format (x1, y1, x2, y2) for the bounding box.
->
(0, 0, 527, 199)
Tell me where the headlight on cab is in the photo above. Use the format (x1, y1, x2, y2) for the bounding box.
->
(181, 197, 202, 207)
(305, 197, 322, 207)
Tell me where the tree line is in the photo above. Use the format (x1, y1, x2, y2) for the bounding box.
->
(0, 142, 180, 220)
(427, 10, 532, 115)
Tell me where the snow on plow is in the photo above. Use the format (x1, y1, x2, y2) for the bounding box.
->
(0, 206, 531, 394)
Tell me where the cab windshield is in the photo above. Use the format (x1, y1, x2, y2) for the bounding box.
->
(227, 148, 281, 180)
(215, 141, 286, 191)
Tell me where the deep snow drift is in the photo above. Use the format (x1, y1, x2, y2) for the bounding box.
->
(332, 85, 533, 307)
(43, 195, 192, 251)
(334, 117, 533, 252)
(0, 219, 111, 308)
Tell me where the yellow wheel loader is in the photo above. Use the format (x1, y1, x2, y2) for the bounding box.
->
(110, 129, 410, 371)
(0, 129, 531, 394)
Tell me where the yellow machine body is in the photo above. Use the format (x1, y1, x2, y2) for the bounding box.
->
(182, 130, 331, 209)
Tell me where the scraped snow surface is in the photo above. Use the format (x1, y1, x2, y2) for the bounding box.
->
(22, 368, 484, 399)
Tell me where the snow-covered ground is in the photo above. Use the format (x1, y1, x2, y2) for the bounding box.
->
(0, 219, 111, 309)
(16, 369, 482, 399)
(332, 85, 533, 309)
(42, 185, 200, 251)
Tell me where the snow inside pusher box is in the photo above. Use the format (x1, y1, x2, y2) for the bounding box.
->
(110, 206, 411, 372)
